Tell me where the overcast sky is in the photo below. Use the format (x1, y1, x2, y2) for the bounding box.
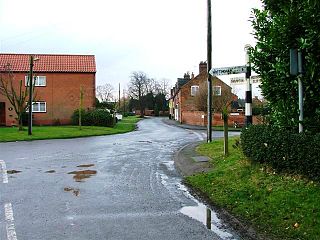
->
(0, 0, 262, 97)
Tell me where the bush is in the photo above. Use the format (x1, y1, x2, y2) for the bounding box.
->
(71, 109, 115, 127)
(241, 125, 320, 181)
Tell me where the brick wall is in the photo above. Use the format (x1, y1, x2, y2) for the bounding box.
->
(0, 72, 95, 126)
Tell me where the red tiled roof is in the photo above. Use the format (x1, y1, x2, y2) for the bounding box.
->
(0, 53, 96, 73)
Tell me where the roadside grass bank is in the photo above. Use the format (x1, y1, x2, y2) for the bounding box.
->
(0, 116, 141, 142)
(185, 137, 320, 240)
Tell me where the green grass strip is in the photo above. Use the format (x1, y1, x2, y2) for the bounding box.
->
(0, 116, 141, 142)
(186, 138, 320, 240)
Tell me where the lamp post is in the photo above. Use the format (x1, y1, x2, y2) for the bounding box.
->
(28, 55, 39, 135)
(207, 0, 213, 142)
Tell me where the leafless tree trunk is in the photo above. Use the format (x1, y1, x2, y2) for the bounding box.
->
(194, 80, 234, 156)
(0, 63, 36, 130)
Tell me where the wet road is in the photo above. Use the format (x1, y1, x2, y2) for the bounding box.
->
(0, 118, 240, 240)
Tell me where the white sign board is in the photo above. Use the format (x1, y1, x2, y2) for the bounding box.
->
(230, 76, 261, 85)
(209, 65, 247, 76)
(230, 77, 245, 85)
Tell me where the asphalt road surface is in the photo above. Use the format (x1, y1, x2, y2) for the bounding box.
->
(0, 118, 240, 240)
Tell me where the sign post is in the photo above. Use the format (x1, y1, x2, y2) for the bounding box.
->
(209, 63, 252, 127)
(209, 65, 247, 76)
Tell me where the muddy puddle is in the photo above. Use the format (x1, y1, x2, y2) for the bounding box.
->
(138, 140, 152, 144)
(64, 187, 80, 196)
(7, 170, 21, 174)
(68, 170, 97, 182)
(77, 164, 95, 168)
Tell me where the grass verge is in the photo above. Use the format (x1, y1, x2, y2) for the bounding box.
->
(0, 116, 141, 142)
(185, 137, 320, 240)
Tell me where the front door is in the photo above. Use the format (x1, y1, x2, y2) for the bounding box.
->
(0, 102, 6, 126)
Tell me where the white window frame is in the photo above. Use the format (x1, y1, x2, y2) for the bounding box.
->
(25, 76, 46, 87)
(190, 85, 199, 96)
(213, 86, 222, 96)
(26, 102, 47, 113)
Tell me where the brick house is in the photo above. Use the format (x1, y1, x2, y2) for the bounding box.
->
(0, 53, 96, 126)
(170, 62, 245, 126)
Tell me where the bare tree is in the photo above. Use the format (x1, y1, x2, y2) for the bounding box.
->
(128, 71, 149, 117)
(157, 78, 171, 99)
(0, 63, 36, 130)
(96, 83, 114, 102)
(194, 81, 234, 113)
(194, 80, 234, 156)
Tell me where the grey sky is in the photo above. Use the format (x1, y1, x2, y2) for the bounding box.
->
(0, 0, 262, 97)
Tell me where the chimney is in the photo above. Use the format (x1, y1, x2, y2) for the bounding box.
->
(191, 72, 194, 79)
(199, 61, 207, 74)
(184, 72, 191, 80)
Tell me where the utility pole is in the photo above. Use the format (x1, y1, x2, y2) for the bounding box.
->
(244, 44, 252, 127)
(79, 86, 84, 130)
(28, 56, 34, 135)
(118, 83, 121, 113)
(207, 0, 213, 142)
(27, 56, 40, 135)
(123, 89, 126, 114)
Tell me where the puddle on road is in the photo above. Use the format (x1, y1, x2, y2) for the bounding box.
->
(68, 170, 97, 182)
(7, 170, 21, 174)
(77, 164, 95, 168)
(158, 163, 239, 240)
(64, 187, 80, 196)
(138, 140, 153, 144)
(45, 170, 56, 173)
(180, 203, 238, 240)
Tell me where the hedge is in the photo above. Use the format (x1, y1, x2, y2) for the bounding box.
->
(241, 125, 320, 181)
(71, 109, 115, 127)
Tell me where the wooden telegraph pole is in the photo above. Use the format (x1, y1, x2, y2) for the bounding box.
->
(207, 0, 213, 142)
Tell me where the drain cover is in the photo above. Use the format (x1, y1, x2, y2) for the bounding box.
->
(192, 156, 209, 162)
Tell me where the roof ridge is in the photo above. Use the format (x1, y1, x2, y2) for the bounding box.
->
(0, 53, 95, 57)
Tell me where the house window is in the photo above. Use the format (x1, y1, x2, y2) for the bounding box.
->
(213, 86, 222, 96)
(26, 102, 47, 113)
(25, 76, 46, 87)
(191, 85, 199, 96)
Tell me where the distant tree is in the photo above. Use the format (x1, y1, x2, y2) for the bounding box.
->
(158, 78, 171, 99)
(154, 93, 168, 116)
(143, 92, 155, 110)
(96, 83, 114, 103)
(128, 97, 139, 112)
(128, 71, 149, 117)
(0, 63, 36, 130)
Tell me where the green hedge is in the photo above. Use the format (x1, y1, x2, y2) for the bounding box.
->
(241, 125, 320, 181)
(71, 109, 115, 127)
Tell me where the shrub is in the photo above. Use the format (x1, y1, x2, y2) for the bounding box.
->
(241, 125, 320, 181)
(71, 109, 115, 127)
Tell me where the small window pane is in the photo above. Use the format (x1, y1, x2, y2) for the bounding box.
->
(32, 102, 39, 112)
(213, 86, 221, 96)
(39, 102, 46, 112)
(25, 76, 29, 86)
(38, 76, 46, 86)
(191, 85, 199, 96)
